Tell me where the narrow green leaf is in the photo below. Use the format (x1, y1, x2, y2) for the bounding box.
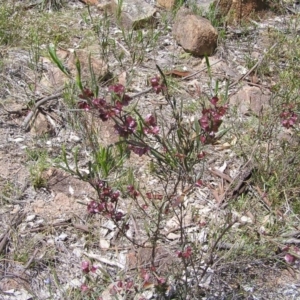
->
(48, 45, 70, 77)
(74, 52, 83, 91)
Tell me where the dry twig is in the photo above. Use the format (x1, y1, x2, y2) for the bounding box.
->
(22, 89, 64, 131)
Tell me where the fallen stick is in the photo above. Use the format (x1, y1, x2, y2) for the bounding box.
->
(22, 90, 64, 131)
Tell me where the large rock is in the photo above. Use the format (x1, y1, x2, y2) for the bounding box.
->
(172, 7, 218, 57)
(157, 0, 215, 12)
(229, 86, 271, 115)
(67, 48, 111, 84)
(111, 0, 157, 29)
(215, 0, 270, 23)
(156, 0, 177, 9)
(80, 0, 98, 4)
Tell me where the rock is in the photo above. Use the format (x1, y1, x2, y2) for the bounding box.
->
(185, 0, 215, 14)
(157, 0, 215, 12)
(215, 0, 270, 23)
(96, 0, 111, 11)
(9, 137, 25, 143)
(156, 0, 177, 9)
(41, 46, 111, 90)
(42, 168, 95, 197)
(56, 233, 68, 241)
(167, 232, 180, 240)
(30, 112, 50, 136)
(102, 220, 116, 231)
(40, 54, 69, 90)
(47, 239, 55, 245)
(67, 48, 111, 84)
(241, 216, 253, 223)
(67, 132, 81, 143)
(195, 0, 216, 13)
(11, 205, 21, 214)
(172, 7, 218, 57)
(1, 289, 33, 300)
(229, 86, 271, 115)
(99, 238, 110, 249)
(111, 0, 157, 29)
(25, 214, 36, 222)
(67, 279, 82, 288)
(81, 0, 98, 4)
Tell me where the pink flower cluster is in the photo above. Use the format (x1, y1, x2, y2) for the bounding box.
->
(87, 181, 123, 222)
(127, 185, 139, 199)
(77, 85, 163, 157)
(140, 268, 167, 294)
(128, 144, 149, 156)
(280, 107, 298, 129)
(198, 96, 228, 144)
(114, 116, 137, 137)
(150, 76, 165, 94)
(176, 246, 192, 258)
(81, 261, 97, 274)
(283, 245, 300, 264)
(110, 280, 134, 296)
(78, 85, 132, 121)
(144, 114, 159, 135)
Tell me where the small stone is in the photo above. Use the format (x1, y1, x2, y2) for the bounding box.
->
(25, 214, 36, 222)
(68, 133, 81, 142)
(118, 252, 127, 266)
(100, 228, 109, 236)
(47, 239, 55, 245)
(96, 0, 111, 11)
(36, 219, 45, 225)
(13, 137, 25, 143)
(167, 232, 180, 240)
(241, 216, 252, 223)
(30, 113, 49, 136)
(166, 216, 179, 230)
(68, 278, 82, 288)
(3, 289, 14, 295)
(163, 38, 171, 46)
(237, 65, 248, 75)
(99, 238, 110, 249)
(106, 231, 115, 240)
(69, 185, 74, 195)
(111, 0, 157, 29)
(102, 220, 116, 231)
(19, 223, 27, 232)
(141, 291, 153, 299)
(73, 248, 83, 257)
(56, 233, 68, 241)
(10, 205, 21, 214)
(198, 228, 208, 243)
